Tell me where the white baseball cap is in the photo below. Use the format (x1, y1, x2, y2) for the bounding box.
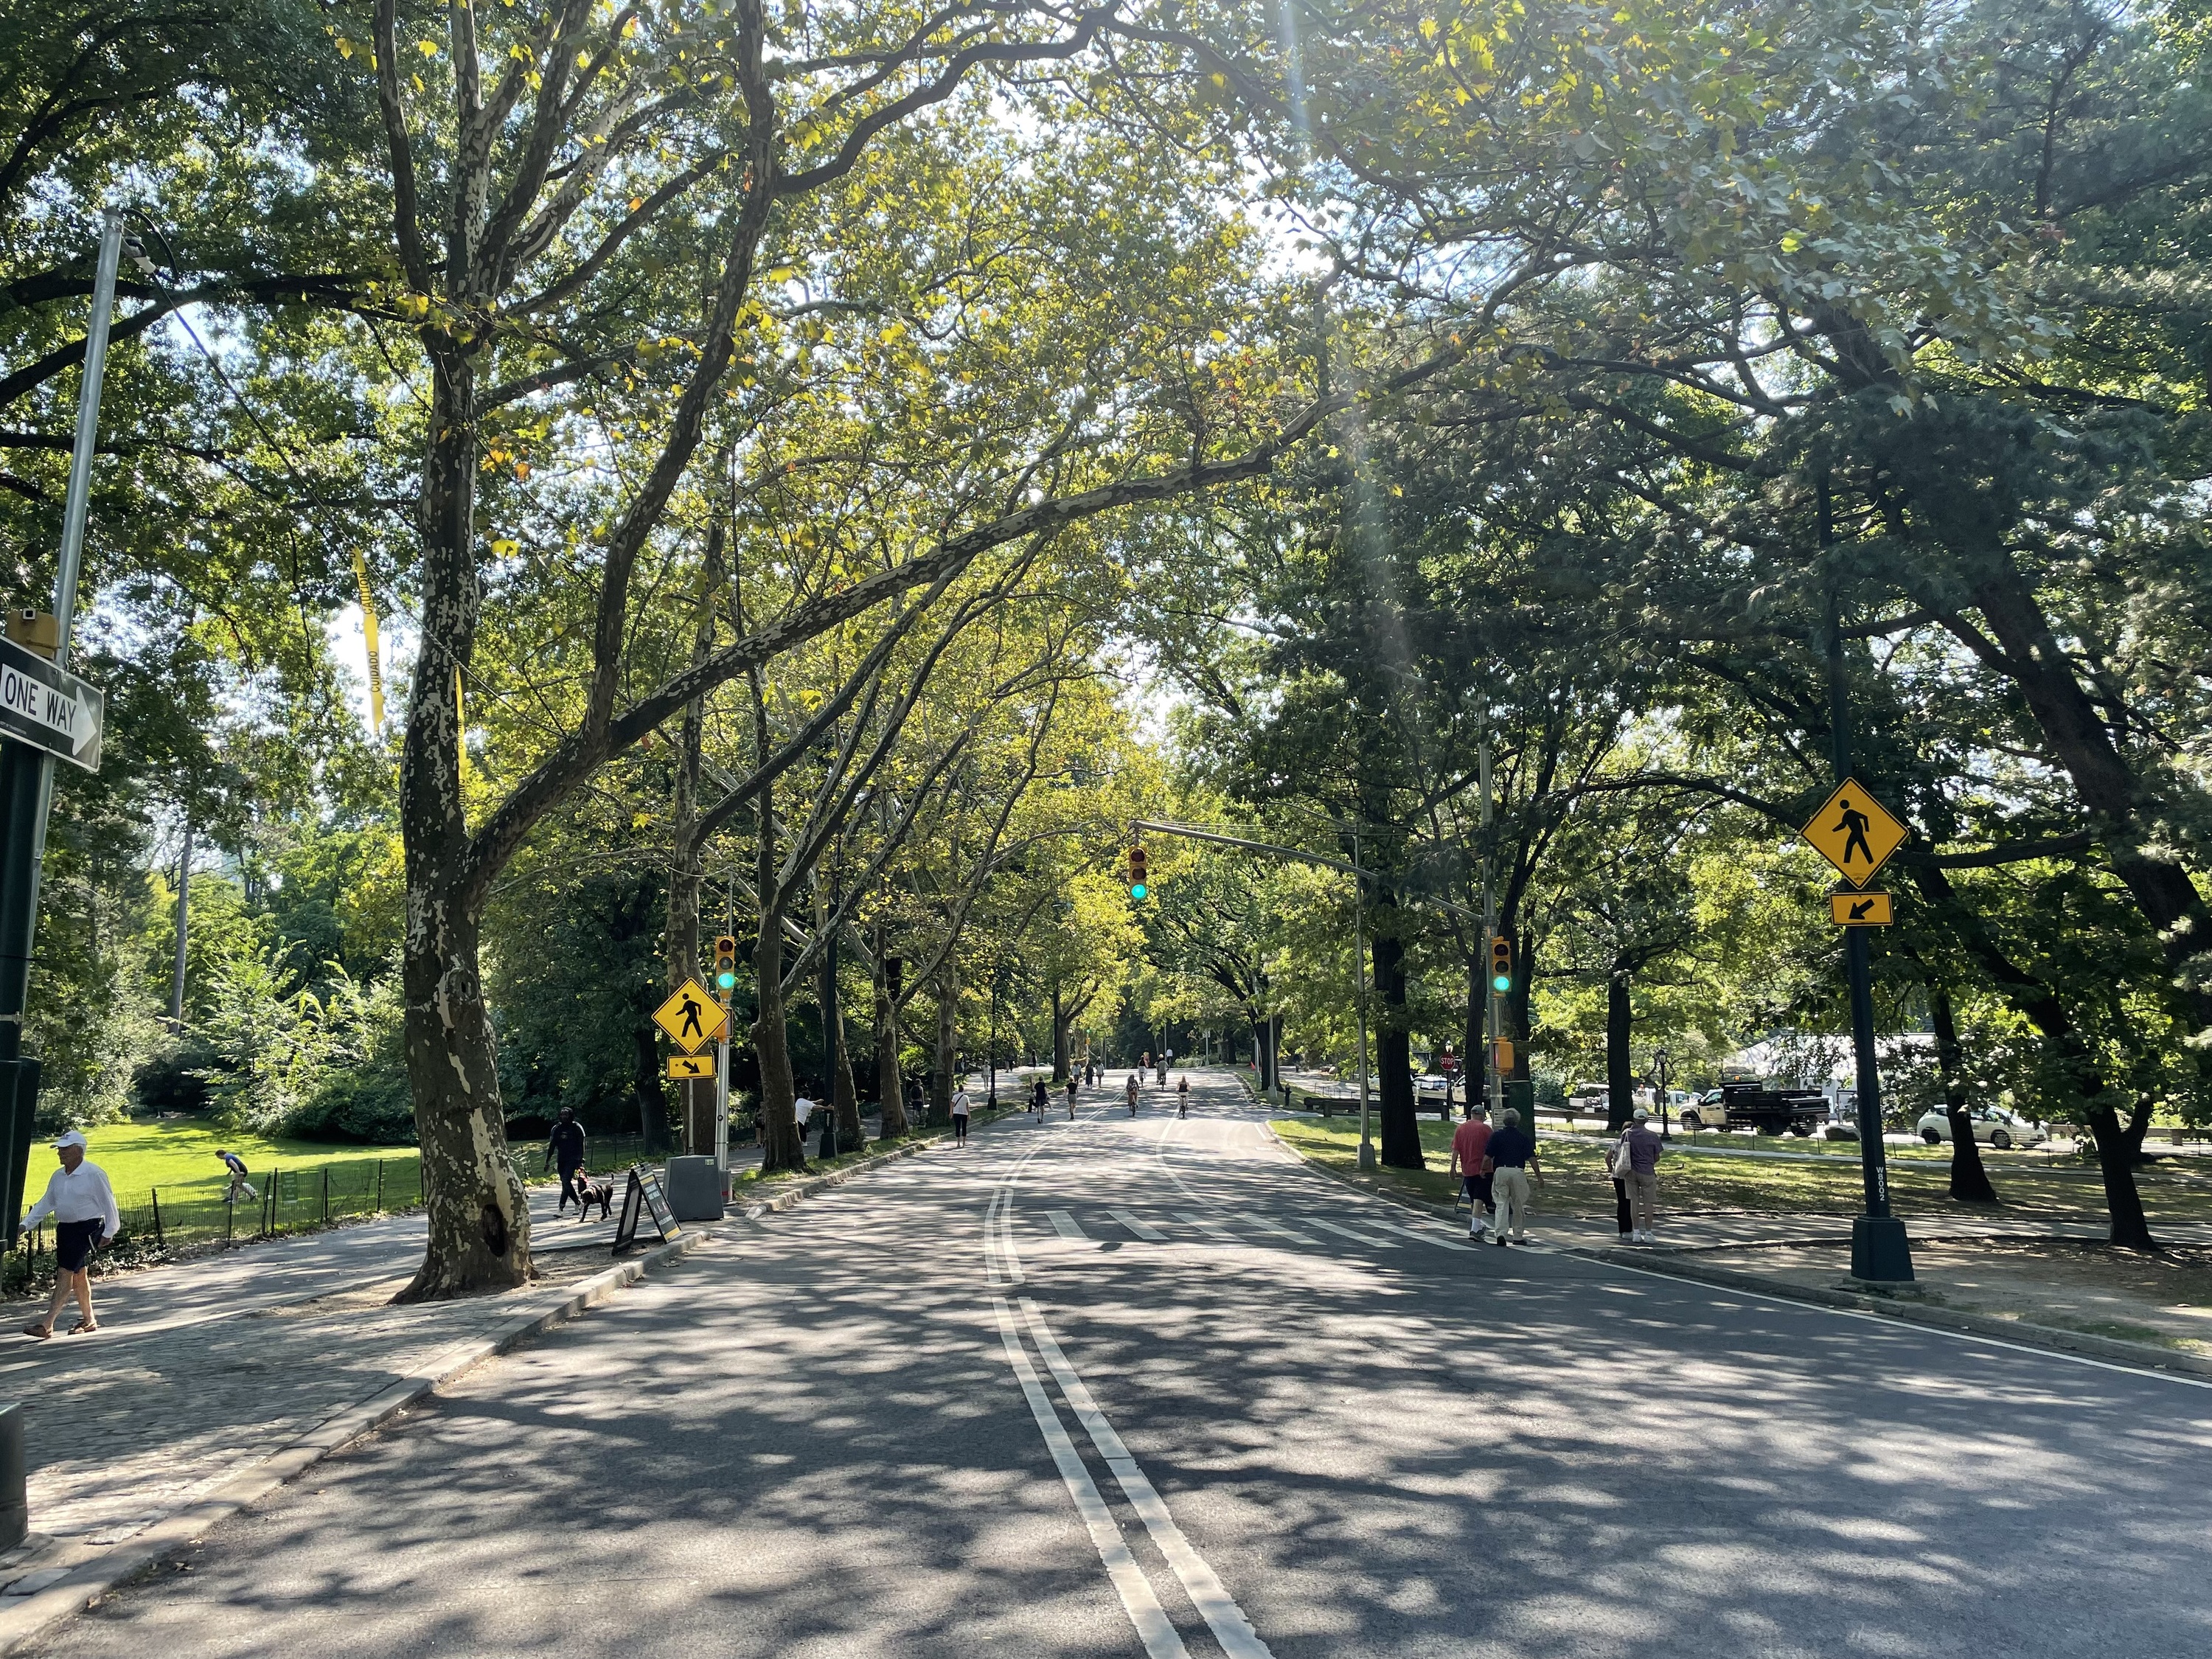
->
(51, 1130, 86, 1150)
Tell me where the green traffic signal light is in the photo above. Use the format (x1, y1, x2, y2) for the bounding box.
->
(1130, 882, 1148, 902)
(716, 970, 737, 990)
(1492, 970, 1511, 992)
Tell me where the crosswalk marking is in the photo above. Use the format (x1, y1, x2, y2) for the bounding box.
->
(1239, 1214, 1319, 1245)
(1047, 1211, 1091, 1240)
(1175, 1211, 1240, 1242)
(1307, 1217, 1400, 1249)
(1109, 1210, 1167, 1241)
(1361, 1217, 1478, 1251)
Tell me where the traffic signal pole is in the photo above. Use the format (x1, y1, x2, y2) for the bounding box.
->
(0, 212, 121, 1254)
(1826, 587, 1913, 1284)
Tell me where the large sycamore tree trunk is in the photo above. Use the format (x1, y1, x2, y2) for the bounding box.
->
(929, 965, 956, 1127)
(1604, 960, 1634, 1135)
(1051, 984, 1071, 1083)
(824, 927, 863, 1154)
(1930, 981, 1996, 1205)
(1372, 904, 1423, 1169)
(874, 925, 908, 1139)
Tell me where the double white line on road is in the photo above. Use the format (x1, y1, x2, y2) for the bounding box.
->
(984, 1140, 1273, 1659)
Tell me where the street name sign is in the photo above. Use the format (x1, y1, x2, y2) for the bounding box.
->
(0, 638, 101, 772)
(1830, 891, 1894, 926)
(665, 1053, 717, 1081)
(652, 978, 728, 1054)
(1801, 779, 1907, 887)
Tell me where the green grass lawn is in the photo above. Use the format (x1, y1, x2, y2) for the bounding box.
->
(53, 1116, 418, 1209)
(1270, 1117, 2212, 1227)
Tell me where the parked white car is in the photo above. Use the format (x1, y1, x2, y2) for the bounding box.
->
(1916, 1106, 2047, 1150)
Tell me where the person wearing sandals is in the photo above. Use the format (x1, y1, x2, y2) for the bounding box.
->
(21, 1130, 119, 1338)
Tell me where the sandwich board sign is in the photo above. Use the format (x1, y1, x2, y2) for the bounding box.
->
(613, 1166, 681, 1252)
(0, 637, 101, 772)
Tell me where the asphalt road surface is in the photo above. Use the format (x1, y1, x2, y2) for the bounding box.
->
(32, 1070, 2212, 1658)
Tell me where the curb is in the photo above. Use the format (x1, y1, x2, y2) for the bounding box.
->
(1259, 1121, 2212, 1385)
(0, 1231, 700, 1655)
(734, 1132, 936, 1217)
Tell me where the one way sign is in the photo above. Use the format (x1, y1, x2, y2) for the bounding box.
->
(1829, 891, 1893, 927)
(0, 636, 101, 772)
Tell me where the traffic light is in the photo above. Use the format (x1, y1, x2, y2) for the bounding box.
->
(885, 956, 904, 998)
(1127, 845, 1149, 902)
(1489, 933, 1513, 995)
(713, 935, 738, 993)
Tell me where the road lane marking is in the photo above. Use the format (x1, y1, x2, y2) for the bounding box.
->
(1239, 1214, 1320, 1245)
(990, 1298, 1190, 1659)
(1110, 1210, 1167, 1241)
(1307, 1217, 1400, 1249)
(1360, 1217, 1478, 1252)
(1020, 1298, 1276, 1659)
(1047, 1211, 1090, 1240)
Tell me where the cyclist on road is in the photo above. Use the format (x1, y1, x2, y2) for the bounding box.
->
(1125, 1072, 1140, 1116)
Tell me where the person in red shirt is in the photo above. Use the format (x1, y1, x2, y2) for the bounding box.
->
(1447, 1104, 1495, 1241)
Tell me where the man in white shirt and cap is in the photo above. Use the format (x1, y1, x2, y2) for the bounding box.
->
(21, 1130, 119, 1339)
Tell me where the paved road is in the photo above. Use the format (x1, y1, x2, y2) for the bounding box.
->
(31, 1070, 2212, 1657)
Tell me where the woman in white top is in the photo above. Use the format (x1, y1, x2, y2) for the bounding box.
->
(950, 1085, 972, 1145)
(22, 1130, 119, 1338)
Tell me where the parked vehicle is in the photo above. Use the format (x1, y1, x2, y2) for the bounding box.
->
(1916, 1106, 2047, 1150)
(1680, 1083, 1827, 1135)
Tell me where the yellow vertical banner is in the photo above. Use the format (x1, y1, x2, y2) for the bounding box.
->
(350, 549, 385, 734)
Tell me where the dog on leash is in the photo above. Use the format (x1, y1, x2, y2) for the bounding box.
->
(573, 1176, 615, 1221)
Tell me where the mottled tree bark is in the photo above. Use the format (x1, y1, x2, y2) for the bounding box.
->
(824, 927, 863, 1154)
(1605, 961, 1634, 1135)
(1373, 911, 1423, 1169)
(930, 964, 956, 1127)
(873, 922, 908, 1139)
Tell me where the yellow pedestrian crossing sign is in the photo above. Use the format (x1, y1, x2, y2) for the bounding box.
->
(666, 1053, 717, 1081)
(1801, 779, 1907, 888)
(653, 978, 728, 1054)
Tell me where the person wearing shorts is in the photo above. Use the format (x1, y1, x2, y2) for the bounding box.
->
(21, 1131, 120, 1339)
(1448, 1105, 1495, 1240)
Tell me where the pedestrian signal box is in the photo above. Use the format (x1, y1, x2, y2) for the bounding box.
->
(1127, 845, 1149, 902)
(1489, 934, 1513, 995)
(713, 935, 738, 992)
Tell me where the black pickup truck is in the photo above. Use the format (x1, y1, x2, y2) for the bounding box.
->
(1679, 1083, 1828, 1136)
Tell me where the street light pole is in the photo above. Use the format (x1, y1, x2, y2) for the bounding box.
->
(1354, 825, 1374, 1171)
(1479, 710, 1500, 1123)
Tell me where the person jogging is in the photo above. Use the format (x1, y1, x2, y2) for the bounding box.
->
(1447, 1103, 1495, 1240)
(21, 1131, 119, 1338)
(950, 1082, 972, 1144)
(1484, 1107, 1541, 1245)
(546, 1105, 587, 1214)
(215, 1148, 257, 1204)
(1177, 1075, 1190, 1118)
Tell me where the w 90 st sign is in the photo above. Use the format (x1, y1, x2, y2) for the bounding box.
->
(0, 636, 102, 772)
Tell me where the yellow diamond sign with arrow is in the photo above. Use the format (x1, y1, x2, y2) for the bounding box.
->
(1801, 779, 1908, 888)
(653, 978, 728, 1054)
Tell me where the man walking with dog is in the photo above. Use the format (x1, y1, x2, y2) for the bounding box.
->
(546, 1106, 587, 1216)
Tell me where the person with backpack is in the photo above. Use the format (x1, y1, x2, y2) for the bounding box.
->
(1617, 1106, 1666, 1242)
